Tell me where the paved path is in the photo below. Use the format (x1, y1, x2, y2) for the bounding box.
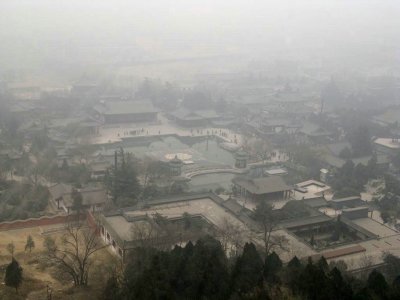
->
(90, 113, 244, 146)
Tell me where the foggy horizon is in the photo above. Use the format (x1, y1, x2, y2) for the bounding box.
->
(1, 0, 400, 82)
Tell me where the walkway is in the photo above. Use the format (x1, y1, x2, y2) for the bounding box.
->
(185, 167, 247, 178)
(90, 113, 244, 146)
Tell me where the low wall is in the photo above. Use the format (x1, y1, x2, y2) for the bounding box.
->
(0, 214, 84, 231)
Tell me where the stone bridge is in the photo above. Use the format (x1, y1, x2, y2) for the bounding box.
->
(184, 167, 247, 179)
(184, 160, 272, 179)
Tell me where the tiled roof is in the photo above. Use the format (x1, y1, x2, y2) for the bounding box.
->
(232, 176, 292, 195)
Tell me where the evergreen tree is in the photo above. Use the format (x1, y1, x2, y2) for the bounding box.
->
(123, 247, 160, 298)
(133, 253, 174, 299)
(367, 154, 378, 178)
(288, 256, 302, 269)
(340, 160, 355, 179)
(61, 158, 69, 170)
(105, 148, 141, 206)
(298, 258, 330, 300)
(384, 173, 400, 195)
(328, 267, 353, 300)
(186, 236, 229, 299)
(391, 275, 400, 299)
(310, 233, 315, 246)
(317, 256, 329, 274)
(71, 188, 83, 212)
(231, 242, 263, 296)
(285, 256, 303, 294)
(5, 258, 23, 293)
(100, 237, 395, 300)
(264, 251, 283, 283)
(122, 236, 229, 300)
(367, 270, 388, 298)
(349, 125, 372, 156)
(383, 253, 400, 282)
(182, 212, 192, 230)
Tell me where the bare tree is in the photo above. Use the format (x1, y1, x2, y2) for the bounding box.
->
(6, 241, 15, 257)
(216, 217, 251, 257)
(266, 233, 289, 256)
(140, 158, 170, 188)
(131, 217, 165, 249)
(357, 253, 376, 281)
(130, 214, 189, 250)
(253, 202, 288, 257)
(25, 235, 35, 253)
(43, 223, 107, 286)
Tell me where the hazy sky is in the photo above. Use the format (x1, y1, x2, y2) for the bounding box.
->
(1, 0, 399, 74)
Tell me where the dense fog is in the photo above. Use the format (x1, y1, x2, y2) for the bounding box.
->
(2, 1, 400, 299)
(1, 0, 400, 79)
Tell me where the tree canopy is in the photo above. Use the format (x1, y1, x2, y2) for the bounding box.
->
(5, 258, 23, 293)
(104, 148, 141, 207)
(101, 236, 400, 300)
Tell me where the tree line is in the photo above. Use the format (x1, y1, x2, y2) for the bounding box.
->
(101, 235, 400, 300)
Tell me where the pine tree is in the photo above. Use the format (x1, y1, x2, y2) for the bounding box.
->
(104, 148, 141, 206)
(391, 275, 400, 299)
(286, 256, 303, 293)
(328, 267, 353, 300)
(186, 236, 229, 299)
(25, 235, 35, 253)
(367, 270, 388, 298)
(317, 256, 329, 273)
(71, 188, 83, 211)
(5, 258, 23, 293)
(310, 233, 315, 246)
(264, 251, 283, 283)
(298, 258, 329, 300)
(71, 188, 84, 222)
(288, 256, 302, 270)
(231, 242, 263, 296)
